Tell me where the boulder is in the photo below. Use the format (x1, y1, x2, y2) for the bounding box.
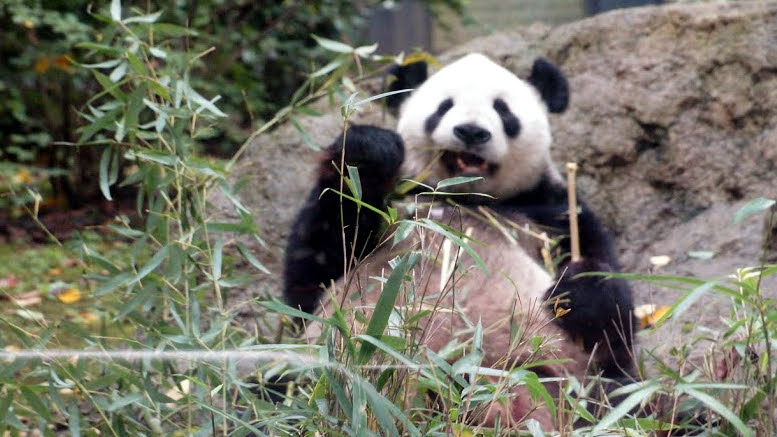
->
(220, 2, 777, 354)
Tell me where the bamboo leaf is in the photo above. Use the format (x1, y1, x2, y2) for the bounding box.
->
(131, 244, 170, 284)
(236, 242, 270, 274)
(358, 252, 420, 363)
(733, 197, 775, 223)
(110, 0, 121, 21)
(311, 35, 353, 53)
(436, 176, 483, 190)
(99, 148, 113, 200)
(123, 11, 162, 24)
(346, 165, 362, 201)
(679, 386, 753, 437)
(593, 382, 660, 432)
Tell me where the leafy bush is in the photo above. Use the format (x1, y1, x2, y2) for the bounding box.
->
(0, 0, 464, 209)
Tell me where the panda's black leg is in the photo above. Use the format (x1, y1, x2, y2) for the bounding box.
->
(546, 258, 636, 377)
(283, 125, 404, 316)
(520, 198, 636, 376)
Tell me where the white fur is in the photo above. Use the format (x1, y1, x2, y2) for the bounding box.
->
(397, 53, 561, 197)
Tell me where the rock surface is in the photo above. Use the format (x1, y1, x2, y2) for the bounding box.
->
(220, 2, 777, 355)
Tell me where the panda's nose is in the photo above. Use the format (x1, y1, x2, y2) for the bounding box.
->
(453, 123, 491, 147)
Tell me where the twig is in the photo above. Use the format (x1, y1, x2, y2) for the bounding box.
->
(566, 162, 581, 262)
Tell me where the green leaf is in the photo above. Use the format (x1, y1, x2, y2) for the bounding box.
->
(324, 188, 391, 223)
(236, 242, 270, 274)
(257, 300, 332, 327)
(21, 386, 53, 422)
(309, 58, 344, 79)
(659, 280, 718, 327)
(290, 116, 318, 149)
(135, 150, 179, 166)
(679, 386, 753, 437)
(75, 42, 123, 57)
(436, 176, 483, 190)
(110, 0, 121, 21)
(126, 52, 146, 75)
(354, 43, 379, 58)
(151, 23, 198, 37)
(90, 70, 126, 102)
(351, 88, 414, 108)
(733, 197, 775, 223)
(95, 272, 133, 296)
(123, 11, 162, 24)
(346, 165, 362, 200)
(212, 236, 222, 282)
(687, 250, 715, 259)
(311, 35, 353, 53)
(358, 252, 420, 363)
(99, 148, 114, 200)
(79, 106, 122, 144)
(593, 382, 660, 431)
(68, 403, 81, 437)
(109, 61, 128, 82)
(416, 218, 487, 271)
(131, 244, 170, 284)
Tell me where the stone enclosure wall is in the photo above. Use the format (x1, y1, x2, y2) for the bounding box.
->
(220, 2, 777, 353)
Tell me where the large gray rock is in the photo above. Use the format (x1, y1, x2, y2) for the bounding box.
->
(222, 2, 777, 352)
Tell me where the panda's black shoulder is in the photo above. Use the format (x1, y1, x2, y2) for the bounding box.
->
(501, 173, 568, 207)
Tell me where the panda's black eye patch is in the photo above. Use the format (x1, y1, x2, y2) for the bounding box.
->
(493, 98, 520, 138)
(424, 98, 454, 134)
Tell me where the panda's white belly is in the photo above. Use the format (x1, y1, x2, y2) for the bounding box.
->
(313, 205, 590, 376)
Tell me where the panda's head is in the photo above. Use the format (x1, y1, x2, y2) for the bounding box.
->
(388, 53, 569, 198)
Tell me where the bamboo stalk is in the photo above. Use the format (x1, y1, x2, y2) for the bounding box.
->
(566, 162, 581, 262)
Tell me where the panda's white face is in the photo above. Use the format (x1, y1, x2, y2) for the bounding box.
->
(396, 53, 556, 198)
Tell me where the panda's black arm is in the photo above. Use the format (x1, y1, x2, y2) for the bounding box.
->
(283, 125, 404, 315)
(503, 176, 636, 376)
(503, 175, 621, 268)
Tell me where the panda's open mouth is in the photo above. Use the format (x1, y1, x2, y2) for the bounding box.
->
(440, 151, 498, 176)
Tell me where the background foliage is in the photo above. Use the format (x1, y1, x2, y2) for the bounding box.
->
(0, 0, 464, 211)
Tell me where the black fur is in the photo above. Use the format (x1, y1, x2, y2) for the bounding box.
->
(424, 97, 454, 134)
(528, 58, 569, 114)
(283, 125, 404, 315)
(493, 98, 521, 138)
(500, 175, 635, 377)
(385, 61, 428, 112)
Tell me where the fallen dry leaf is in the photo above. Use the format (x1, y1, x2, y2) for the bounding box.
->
(57, 288, 82, 304)
(649, 255, 672, 268)
(0, 275, 19, 289)
(11, 291, 42, 308)
(48, 268, 63, 276)
(635, 304, 671, 329)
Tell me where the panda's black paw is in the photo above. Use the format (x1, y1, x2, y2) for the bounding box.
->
(546, 259, 635, 352)
(325, 124, 405, 180)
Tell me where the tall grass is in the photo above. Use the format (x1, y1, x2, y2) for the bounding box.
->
(1, 1, 775, 435)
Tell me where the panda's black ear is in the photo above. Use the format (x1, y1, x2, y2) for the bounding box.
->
(384, 61, 428, 112)
(527, 58, 569, 114)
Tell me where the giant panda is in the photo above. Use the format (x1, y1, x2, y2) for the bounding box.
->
(282, 53, 636, 429)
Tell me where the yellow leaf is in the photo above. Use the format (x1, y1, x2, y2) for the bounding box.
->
(23, 19, 34, 29)
(58, 288, 82, 304)
(34, 57, 51, 74)
(53, 55, 74, 73)
(12, 170, 32, 184)
(635, 304, 671, 329)
(48, 268, 62, 276)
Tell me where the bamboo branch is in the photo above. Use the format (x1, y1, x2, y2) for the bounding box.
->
(566, 162, 581, 262)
